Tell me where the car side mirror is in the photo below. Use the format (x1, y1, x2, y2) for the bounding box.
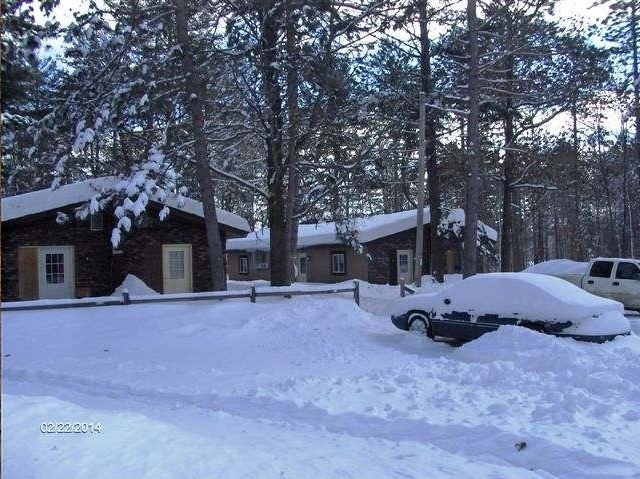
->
(634, 272, 640, 281)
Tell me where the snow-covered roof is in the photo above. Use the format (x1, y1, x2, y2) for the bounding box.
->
(227, 208, 498, 251)
(1, 177, 250, 232)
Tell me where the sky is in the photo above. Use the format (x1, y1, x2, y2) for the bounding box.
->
(40, 0, 611, 36)
(555, 0, 608, 24)
(34, 0, 621, 136)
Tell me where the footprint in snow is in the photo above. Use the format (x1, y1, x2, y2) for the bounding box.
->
(515, 441, 527, 451)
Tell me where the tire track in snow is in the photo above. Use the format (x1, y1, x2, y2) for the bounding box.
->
(5, 367, 637, 479)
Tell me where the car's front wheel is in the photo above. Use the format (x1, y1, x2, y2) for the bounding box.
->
(407, 311, 432, 338)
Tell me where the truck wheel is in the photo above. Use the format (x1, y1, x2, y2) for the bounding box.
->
(407, 311, 432, 338)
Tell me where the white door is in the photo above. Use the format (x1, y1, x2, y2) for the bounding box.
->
(38, 246, 75, 299)
(397, 249, 413, 285)
(611, 261, 640, 309)
(297, 253, 308, 282)
(583, 260, 615, 298)
(162, 244, 193, 294)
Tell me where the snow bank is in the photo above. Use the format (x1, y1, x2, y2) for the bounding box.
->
(111, 274, 158, 296)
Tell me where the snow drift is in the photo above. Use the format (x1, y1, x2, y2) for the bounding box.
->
(111, 274, 159, 296)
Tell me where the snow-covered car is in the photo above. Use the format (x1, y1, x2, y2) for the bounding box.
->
(391, 273, 631, 343)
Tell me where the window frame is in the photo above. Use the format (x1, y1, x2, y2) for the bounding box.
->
(239, 255, 249, 275)
(168, 250, 186, 280)
(90, 212, 104, 231)
(44, 252, 65, 284)
(331, 251, 346, 275)
(254, 250, 269, 270)
(589, 260, 614, 278)
(615, 262, 640, 280)
(299, 256, 308, 274)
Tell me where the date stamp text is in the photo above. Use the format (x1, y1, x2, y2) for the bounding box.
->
(40, 422, 103, 434)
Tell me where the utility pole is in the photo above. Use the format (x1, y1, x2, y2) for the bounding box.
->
(415, 91, 426, 286)
(630, 203, 635, 258)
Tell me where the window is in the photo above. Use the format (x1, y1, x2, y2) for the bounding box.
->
(136, 214, 150, 228)
(454, 250, 462, 273)
(398, 253, 409, 274)
(299, 256, 308, 274)
(168, 250, 185, 279)
(615, 262, 640, 280)
(255, 250, 268, 270)
(239, 255, 249, 275)
(589, 261, 614, 278)
(90, 213, 104, 231)
(331, 252, 346, 275)
(45, 253, 65, 284)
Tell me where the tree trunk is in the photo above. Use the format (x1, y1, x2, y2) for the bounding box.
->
(533, 197, 545, 264)
(631, 0, 640, 255)
(621, 118, 629, 257)
(595, 124, 619, 255)
(553, 196, 560, 258)
(285, 0, 299, 283)
(260, 3, 289, 286)
(463, 0, 480, 278)
(568, 106, 582, 260)
(419, 0, 444, 282)
(632, 0, 639, 194)
(500, 27, 515, 272)
(174, 0, 226, 290)
(415, 91, 426, 286)
(512, 191, 525, 271)
(500, 111, 515, 271)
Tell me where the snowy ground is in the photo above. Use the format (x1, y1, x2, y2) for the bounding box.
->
(2, 281, 640, 479)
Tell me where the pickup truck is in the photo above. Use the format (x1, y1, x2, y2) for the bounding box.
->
(547, 258, 640, 312)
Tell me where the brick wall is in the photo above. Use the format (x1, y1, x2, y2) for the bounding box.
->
(1, 205, 231, 300)
(303, 245, 368, 283)
(227, 246, 369, 283)
(226, 225, 465, 286)
(227, 250, 271, 282)
(364, 225, 462, 284)
(364, 226, 428, 285)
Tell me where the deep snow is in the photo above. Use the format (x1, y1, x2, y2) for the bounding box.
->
(2, 284, 639, 479)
